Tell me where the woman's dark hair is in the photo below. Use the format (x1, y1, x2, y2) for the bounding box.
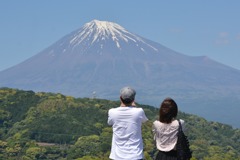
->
(159, 97, 178, 123)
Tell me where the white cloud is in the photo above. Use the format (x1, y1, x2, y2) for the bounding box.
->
(215, 32, 229, 45)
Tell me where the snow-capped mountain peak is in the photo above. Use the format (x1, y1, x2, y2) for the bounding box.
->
(70, 20, 134, 46)
(69, 20, 158, 51)
(85, 19, 128, 36)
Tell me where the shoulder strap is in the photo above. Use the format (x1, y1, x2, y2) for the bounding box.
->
(178, 120, 183, 132)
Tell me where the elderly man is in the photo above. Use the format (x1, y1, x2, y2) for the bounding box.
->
(108, 86, 148, 160)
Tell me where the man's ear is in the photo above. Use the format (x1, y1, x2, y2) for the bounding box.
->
(120, 96, 124, 102)
(131, 101, 136, 107)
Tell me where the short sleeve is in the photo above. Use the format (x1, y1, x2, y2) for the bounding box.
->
(107, 109, 113, 125)
(141, 109, 148, 123)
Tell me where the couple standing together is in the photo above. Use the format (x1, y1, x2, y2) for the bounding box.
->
(108, 86, 185, 160)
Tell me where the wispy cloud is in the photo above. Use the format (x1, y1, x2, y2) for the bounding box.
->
(215, 32, 229, 45)
(236, 33, 240, 40)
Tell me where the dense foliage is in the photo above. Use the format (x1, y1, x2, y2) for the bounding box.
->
(0, 87, 240, 159)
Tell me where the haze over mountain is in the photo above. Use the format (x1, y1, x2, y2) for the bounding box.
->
(0, 20, 240, 127)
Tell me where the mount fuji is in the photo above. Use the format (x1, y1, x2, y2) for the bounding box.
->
(0, 20, 240, 127)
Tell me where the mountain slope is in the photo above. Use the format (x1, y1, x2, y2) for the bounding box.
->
(0, 20, 240, 127)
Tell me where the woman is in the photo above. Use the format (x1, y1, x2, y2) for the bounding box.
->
(152, 97, 184, 160)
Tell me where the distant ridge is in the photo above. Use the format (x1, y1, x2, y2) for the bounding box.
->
(0, 20, 240, 128)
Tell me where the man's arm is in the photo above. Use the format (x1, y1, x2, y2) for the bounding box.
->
(107, 110, 113, 125)
(141, 109, 148, 123)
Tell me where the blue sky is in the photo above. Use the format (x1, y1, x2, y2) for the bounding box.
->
(1, 0, 240, 71)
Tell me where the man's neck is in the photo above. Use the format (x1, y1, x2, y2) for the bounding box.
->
(120, 102, 127, 107)
(120, 101, 136, 107)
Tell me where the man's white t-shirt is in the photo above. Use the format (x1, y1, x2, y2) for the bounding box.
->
(108, 106, 148, 160)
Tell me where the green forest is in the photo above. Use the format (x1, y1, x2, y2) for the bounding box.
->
(0, 87, 240, 160)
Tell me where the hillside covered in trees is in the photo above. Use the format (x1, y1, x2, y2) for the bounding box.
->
(0, 88, 239, 160)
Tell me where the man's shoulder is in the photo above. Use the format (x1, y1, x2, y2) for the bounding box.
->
(108, 107, 144, 112)
(132, 107, 146, 116)
(108, 107, 120, 112)
(134, 107, 144, 112)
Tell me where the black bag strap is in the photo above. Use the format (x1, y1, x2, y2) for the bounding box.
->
(178, 120, 182, 132)
(176, 119, 192, 160)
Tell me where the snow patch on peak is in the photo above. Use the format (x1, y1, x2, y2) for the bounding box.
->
(82, 20, 133, 45)
(69, 20, 158, 52)
(87, 19, 127, 35)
